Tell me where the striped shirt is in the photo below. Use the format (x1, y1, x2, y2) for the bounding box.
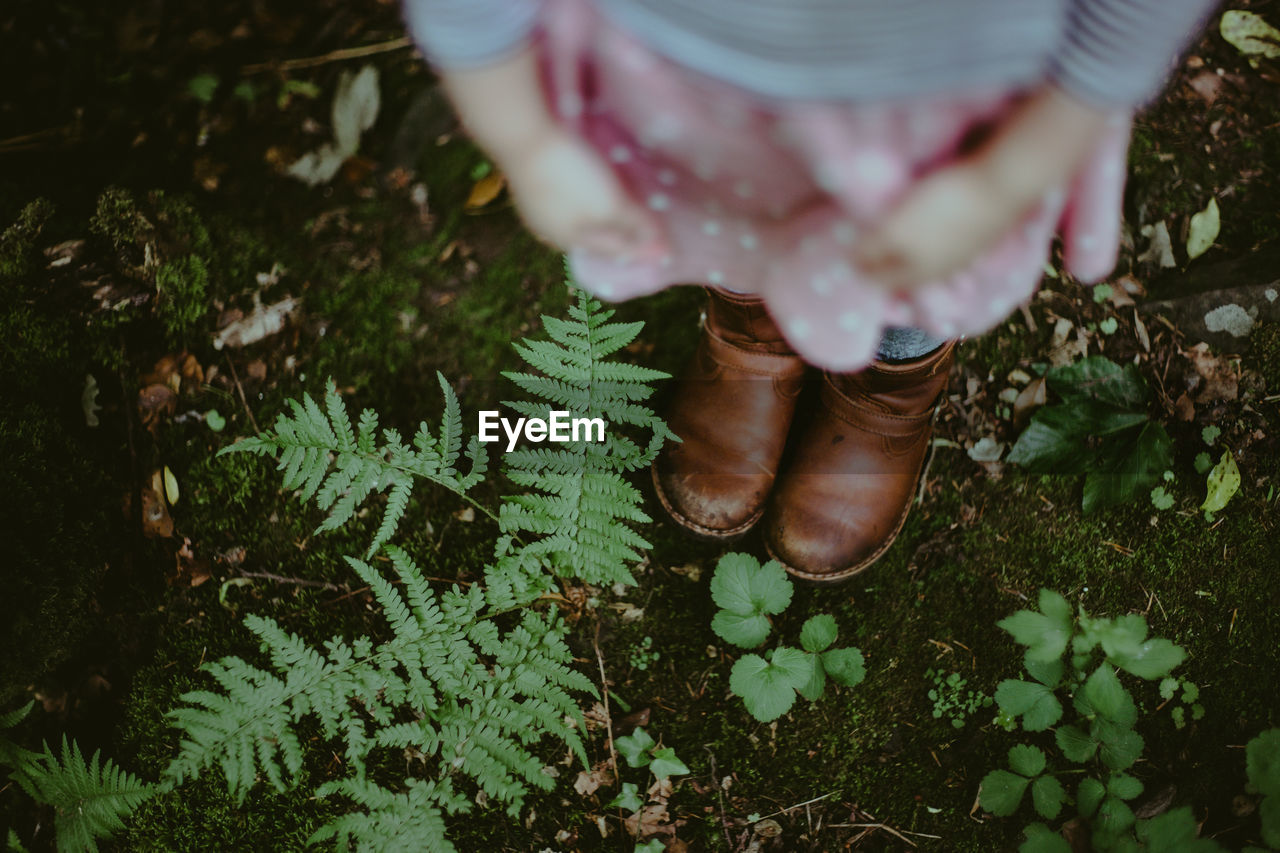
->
(403, 0, 1218, 107)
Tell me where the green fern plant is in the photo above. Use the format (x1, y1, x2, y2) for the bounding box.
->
(498, 291, 677, 589)
(2, 284, 674, 852)
(1, 702, 157, 853)
(225, 371, 488, 558)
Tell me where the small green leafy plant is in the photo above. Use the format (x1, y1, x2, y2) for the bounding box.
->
(925, 668, 993, 729)
(710, 554, 865, 722)
(1247, 729, 1280, 851)
(979, 589, 1226, 852)
(628, 636, 660, 671)
(1007, 356, 1173, 514)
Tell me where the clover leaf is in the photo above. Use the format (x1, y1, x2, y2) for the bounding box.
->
(820, 647, 866, 687)
(710, 553, 793, 616)
(729, 647, 811, 722)
(1020, 822, 1072, 853)
(799, 614, 838, 653)
(711, 610, 772, 649)
(1032, 775, 1066, 820)
(995, 679, 1063, 731)
(997, 590, 1073, 662)
(979, 769, 1030, 816)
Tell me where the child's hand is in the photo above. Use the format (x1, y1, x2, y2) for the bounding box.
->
(853, 85, 1114, 290)
(504, 129, 666, 259)
(438, 47, 665, 261)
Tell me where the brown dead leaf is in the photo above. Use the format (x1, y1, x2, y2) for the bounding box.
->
(1048, 318, 1088, 367)
(181, 352, 204, 385)
(1185, 342, 1239, 403)
(175, 537, 212, 587)
(574, 768, 610, 798)
(1133, 310, 1151, 352)
(1174, 392, 1196, 421)
(137, 383, 176, 433)
(646, 776, 673, 804)
(584, 702, 609, 732)
(142, 355, 182, 392)
(619, 707, 651, 733)
(142, 468, 174, 538)
(1188, 70, 1224, 105)
(625, 803, 679, 839)
(1013, 376, 1048, 429)
(246, 358, 268, 382)
(465, 173, 506, 210)
(453, 506, 476, 523)
(668, 562, 703, 582)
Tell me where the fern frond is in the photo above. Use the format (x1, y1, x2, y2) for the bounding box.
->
(219, 378, 487, 557)
(310, 777, 468, 853)
(497, 288, 672, 588)
(11, 737, 155, 853)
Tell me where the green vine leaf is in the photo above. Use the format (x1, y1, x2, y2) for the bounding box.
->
(615, 728, 656, 769)
(648, 748, 689, 781)
(1055, 725, 1097, 763)
(607, 781, 643, 812)
(1247, 729, 1280, 797)
(1107, 773, 1144, 801)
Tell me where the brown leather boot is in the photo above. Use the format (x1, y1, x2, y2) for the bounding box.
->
(763, 341, 956, 583)
(652, 289, 806, 539)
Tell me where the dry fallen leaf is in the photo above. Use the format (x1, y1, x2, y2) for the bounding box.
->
(137, 383, 176, 433)
(573, 767, 609, 798)
(213, 295, 299, 350)
(1186, 342, 1239, 403)
(1014, 376, 1048, 429)
(465, 173, 506, 210)
(142, 468, 174, 538)
(1138, 221, 1177, 269)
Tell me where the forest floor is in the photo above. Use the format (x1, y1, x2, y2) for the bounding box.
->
(2, 1, 1279, 851)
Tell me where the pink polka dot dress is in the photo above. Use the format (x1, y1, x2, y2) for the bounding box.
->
(537, 0, 1131, 372)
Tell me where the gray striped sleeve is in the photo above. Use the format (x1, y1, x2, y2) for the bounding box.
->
(403, 0, 543, 68)
(1049, 0, 1219, 106)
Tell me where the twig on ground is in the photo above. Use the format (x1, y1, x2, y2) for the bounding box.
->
(593, 619, 619, 788)
(704, 746, 733, 849)
(237, 570, 344, 591)
(752, 792, 834, 822)
(241, 37, 413, 75)
(224, 354, 261, 434)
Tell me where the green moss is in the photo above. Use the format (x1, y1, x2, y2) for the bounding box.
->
(155, 254, 210, 343)
(1250, 321, 1280, 392)
(90, 187, 152, 252)
(0, 198, 54, 283)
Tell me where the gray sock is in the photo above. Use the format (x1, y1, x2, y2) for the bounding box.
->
(876, 326, 949, 362)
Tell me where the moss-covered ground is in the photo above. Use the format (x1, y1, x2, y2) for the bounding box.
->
(2, 1, 1278, 850)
